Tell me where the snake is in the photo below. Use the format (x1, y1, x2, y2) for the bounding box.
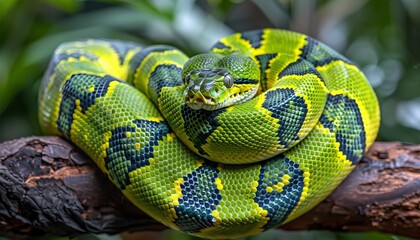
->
(39, 29, 380, 239)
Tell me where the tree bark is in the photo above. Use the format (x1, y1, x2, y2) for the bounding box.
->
(0, 136, 419, 239)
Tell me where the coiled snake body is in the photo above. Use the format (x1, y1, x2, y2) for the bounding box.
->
(39, 29, 380, 239)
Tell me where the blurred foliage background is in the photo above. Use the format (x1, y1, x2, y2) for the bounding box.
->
(0, 0, 418, 239)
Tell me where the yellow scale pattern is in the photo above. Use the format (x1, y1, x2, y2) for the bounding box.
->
(38, 29, 380, 239)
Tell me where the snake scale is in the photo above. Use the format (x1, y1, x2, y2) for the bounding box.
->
(39, 29, 380, 239)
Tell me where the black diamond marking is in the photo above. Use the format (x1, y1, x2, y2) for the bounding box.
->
(233, 78, 259, 85)
(148, 64, 183, 104)
(300, 36, 351, 67)
(173, 161, 221, 233)
(78, 75, 117, 113)
(278, 58, 325, 84)
(262, 88, 307, 147)
(109, 41, 141, 65)
(55, 52, 98, 64)
(241, 29, 264, 49)
(211, 41, 230, 51)
(127, 45, 177, 83)
(254, 156, 304, 229)
(319, 94, 366, 164)
(105, 119, 170, 189)
(255, 53, 278, 91)
(181, 106, 226, 157)
(46, 52, 98, 81)
(57, 74, 118, 138)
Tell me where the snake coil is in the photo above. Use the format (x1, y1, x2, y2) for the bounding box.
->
(39, 29, 380, 239)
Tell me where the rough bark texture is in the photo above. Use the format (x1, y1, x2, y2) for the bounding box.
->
(0, 136, 419, 239)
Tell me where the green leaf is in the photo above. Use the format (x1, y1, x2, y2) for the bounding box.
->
(0, 0, 19, 19)
(40, 0, 81, 13)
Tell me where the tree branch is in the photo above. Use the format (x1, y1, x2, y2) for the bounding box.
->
(0, 137, 419, 238)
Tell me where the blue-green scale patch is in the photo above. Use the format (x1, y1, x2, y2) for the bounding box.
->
(105, 119, 170, 189)
(255, 53, 278, 91)
(211, 41, 230, 51)
(174, 161, 221, 233)
(127, 45, 176, 84)
(300, 37, 350, 67)
(233, 78, 259, 85)
(319, 94, 366, 164)
(57, 74, 117, 138)
(241, 29, 264, 48)
(42, 52, 98, 91)
(148, 64, 183, 104)
(254, 155, 304, 229)
(278, 58, 324, 83)
(41, 52, 98, 89)
(262, 88, 307, 148)
(181, 106, 226, 157)
(52, 52, 98, 68)
(108, 40, 142, 64)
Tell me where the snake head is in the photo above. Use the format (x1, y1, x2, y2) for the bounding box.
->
(183, 68, 235, 111)
(182, 53, 260, 111)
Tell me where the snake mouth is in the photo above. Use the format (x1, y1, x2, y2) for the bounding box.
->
(185, 93, 222, 111)
(185, 86, 258, 111)
(227, 86, 259, 105)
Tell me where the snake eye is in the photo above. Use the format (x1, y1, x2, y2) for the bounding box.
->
(184, 74, 191, 84)
(223, 74, 234, 88)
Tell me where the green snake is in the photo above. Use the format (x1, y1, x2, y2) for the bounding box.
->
(39, 29, 380, 239)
